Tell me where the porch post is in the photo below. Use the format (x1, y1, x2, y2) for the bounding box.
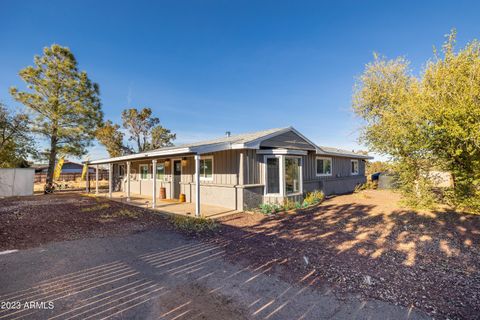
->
(239, 151, 245, 185)
(86, 163, 90, 193)
(108, 163, 113, 198)
(95, 164, 99, 195)
(194, 154, 200, 217)
(126, 161, 131, 201)
(152, 159, 157, 209)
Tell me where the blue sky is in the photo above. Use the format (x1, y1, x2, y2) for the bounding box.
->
(1, 1, 479, 161)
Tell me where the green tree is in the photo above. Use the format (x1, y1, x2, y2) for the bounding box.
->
(96, 120, 125, 157)
(365, 161, 392, 176)
(10, 44, 103, 183)
(121, 107, 175, 152)
(421, 31, 480, 206)
(151, 125, 176, 149)
(354, 30, 480, 210)
(0, 104, 36, 167)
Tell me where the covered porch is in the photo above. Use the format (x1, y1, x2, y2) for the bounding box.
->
(86, 153, 207, 217)
(99, 191, 238, 219)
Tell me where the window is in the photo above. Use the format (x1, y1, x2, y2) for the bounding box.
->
(139, 164, 149, 180)
(285, 157, 301, 195)
(118, 164, 125, 177)
(199, 157, 213, 180)
(266, 157, 280, 194)
(156, 163, 166, 181)
(351, 160, 359, 175)
(316, 157, 332, 176)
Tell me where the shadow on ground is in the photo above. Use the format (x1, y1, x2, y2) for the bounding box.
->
(214, 191, 480, 319)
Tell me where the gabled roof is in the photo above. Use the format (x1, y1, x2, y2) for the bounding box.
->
(88, 127, 372, 164)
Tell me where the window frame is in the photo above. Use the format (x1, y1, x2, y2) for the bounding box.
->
(156, 162, 167, 181)
(351, 159, 359, 175)
(264, 155, 282, 196)
(284, 156, 303, 196)
(316, 157, 332, 177)
(199, 156, 214, 181)
(139, 164, 150, 180)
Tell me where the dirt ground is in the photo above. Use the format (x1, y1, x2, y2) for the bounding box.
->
(0, 193, 171, 250)
(214, 190, 480, 319)
(1, 190, 478, 319)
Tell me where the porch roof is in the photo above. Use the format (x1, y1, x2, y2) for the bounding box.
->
(88, 126, 372, 165)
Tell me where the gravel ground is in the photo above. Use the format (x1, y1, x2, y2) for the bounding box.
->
(213, 190, 480, 319)
(0, 193, 171, 250)
(1, 190, 478, 319)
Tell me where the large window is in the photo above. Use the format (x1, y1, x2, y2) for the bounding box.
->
(285, 157, 301, 195)
(316, 157, 332, 176)
(266, 157, 280, 194)
(351, 160, 359, 175)
(156, 163, 166, 181)
(139, 164, 149, 180)
(200, 157, 213, 180)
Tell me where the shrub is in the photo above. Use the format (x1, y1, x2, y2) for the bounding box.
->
(444, 188, 480, 214)
(259, 203, 283, 215)
(258, 190, 325, 215)
(354, 180, 377, 192)
(171, 215, 219, 234)
(303, 190, 325, 206)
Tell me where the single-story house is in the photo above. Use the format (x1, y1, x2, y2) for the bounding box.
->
(33, 160, 105, 183)
(87, 127, 372, 216)
(33, 160, 96, 174)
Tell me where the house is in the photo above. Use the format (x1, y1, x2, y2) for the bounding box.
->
(33, 160, 103, 183)
(87, 127, 372, 215)
(33, 160, 95, 174)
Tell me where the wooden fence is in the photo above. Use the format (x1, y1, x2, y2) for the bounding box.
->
(34, 172, 109, 183)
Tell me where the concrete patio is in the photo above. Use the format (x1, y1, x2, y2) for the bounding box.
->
(98, 191, 239, 219)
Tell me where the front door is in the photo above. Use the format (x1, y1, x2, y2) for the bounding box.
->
(172, 160, 182, 199)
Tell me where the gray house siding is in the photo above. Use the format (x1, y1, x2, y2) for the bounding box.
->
(241, 151, 366, 209)
(114, 148, 366, 211)
(302, 152, 366, 196)
(260, 131, 317, 150)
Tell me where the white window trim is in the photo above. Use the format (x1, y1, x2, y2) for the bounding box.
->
(139, 164, 150, 180)
(199, 156, 214, 181)
(285, 156, 303, 196)
(156, 162, 168, 182)
(264, 155, 283, 196)
(316, 156, 332, 177)
(351, 159, 359, 175)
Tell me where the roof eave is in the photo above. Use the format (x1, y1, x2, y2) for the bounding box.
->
(87, 147, 193, 165)
(316, 149, 373, 159)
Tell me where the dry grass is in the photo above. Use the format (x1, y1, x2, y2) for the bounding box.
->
(99, 208, 142, 221)
(80, 202, 111, 212)
(171, 215, 219, 234)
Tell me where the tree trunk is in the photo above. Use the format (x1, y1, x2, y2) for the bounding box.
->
(137, 136, 142, 152)
(46, 128, 58, 184)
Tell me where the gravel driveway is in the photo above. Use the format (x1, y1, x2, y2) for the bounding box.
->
(0, 230, 430, 320)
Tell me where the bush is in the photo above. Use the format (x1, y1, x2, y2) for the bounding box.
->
(171, 215, 219, 234)
(303, 190, 325, 206)
(259, 203, 283, 215)
(354, 180, 377, 192)
(258, 190, 325, 215)
(444, 188, 480, 214)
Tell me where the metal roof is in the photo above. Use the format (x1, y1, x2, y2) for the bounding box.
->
(88, 127, 372, 164)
